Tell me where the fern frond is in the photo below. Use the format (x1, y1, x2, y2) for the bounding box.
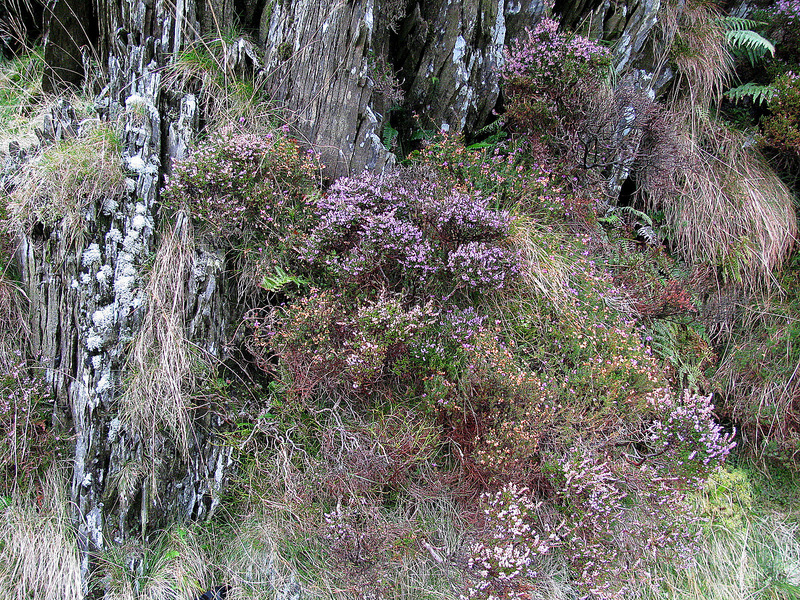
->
(260, 267, 309, 293)
(725, 29, 775, 59)
(618, 205, 654, 226)
(725, 82, 778, 105)
(638, 225, 661, 246)
(473, 117, 506, 138)
(721, 16, 766, 32)
(382, 122, 399, 150)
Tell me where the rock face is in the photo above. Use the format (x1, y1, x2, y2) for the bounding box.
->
(14, 0, 667, 590)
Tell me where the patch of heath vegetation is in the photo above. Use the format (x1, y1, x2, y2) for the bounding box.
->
(140, 12, 800, 600)
(1, 7, 799, 600)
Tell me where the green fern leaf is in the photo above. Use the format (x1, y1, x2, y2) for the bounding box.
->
(382, 122, 399, 150)
(725, 29, 775, 59)
(725, 82, 778, 105)
(721, 16, 766, 31)
(260, 267, 309, 293)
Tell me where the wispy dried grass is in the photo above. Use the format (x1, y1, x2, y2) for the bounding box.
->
(659, 0, 732, 119)
(642, 513, 800, 600)
(0, 47, 45, 140)
(505, 217, 573, 312)
(0, 269, 29, 361)
(7, 120, 125, 245)
(120, 212, 196, 458)
(663, 124, 797, 292)
(0, 465, 82, 600)
(163, 35, 277, 135)
(712, 300, 800, 454)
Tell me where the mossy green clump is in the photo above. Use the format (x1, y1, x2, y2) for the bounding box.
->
(699, 467, 754, 529)
(0, 49, 44, 136)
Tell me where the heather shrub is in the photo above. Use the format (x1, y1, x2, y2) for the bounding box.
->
(463, 483, 559, 600)
(301, 170, 517, 296)
(161, 125, 320, 251)
(531, 389, 734, 598)
(646, 389, 736, 481)
(248, 290, 441, 399)
(413, 135, 601, 228)
(0, 352, 54, 492)
(501, 18, 611, 154)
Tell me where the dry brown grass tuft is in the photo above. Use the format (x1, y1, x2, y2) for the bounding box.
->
(640, 114, 797, 293)
(0, 466, 82, 600)
(7, 120, 125, 245)
(120, 212, 196, 459)
(660, 1, 733, 118)
(664, 124, 797, 291)
(506, 216, 574, 312)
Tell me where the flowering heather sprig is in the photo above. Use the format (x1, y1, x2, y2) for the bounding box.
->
(647, 389, 736, 480)
(548, 438, 715, 598)
(502, 19, 610, 88)
(501, 18, 610, 115)
(442, 306, 487, 348)
(0, 352, 53, 480)
(421, 190, 510, 243)
(447, 242, 518, 291)
(302, 170, 517, 293)
(463, 484, 558, 600)
(323, 498, 389, 565)
(161, 126, 319, 238)
(774, 0, 800, 25)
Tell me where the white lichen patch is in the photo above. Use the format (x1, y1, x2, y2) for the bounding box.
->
(125, 155, 146, 172)
(82, 243, 102, 267)
(106, 227, 123, 244)
(96, 265, 113, 286)
(96, 367, 112, 395)
(102, 197, 120, 215)
(86, 304, 116, 351)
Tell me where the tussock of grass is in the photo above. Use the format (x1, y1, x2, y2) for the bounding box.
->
(121, 213, 196, 459)
(0, 47, 44, 136)
(507, 216, 573, 312)
(97, 526, 208, 600)
(666, 2, 732, 118)
(644, 513, 800, 600)
(8, 120, 125, 245)
(0, 270, 29, 359)
(650, 124, 797, 292)
(164, 36, 277, 134)
(0, 466, 81, 600)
